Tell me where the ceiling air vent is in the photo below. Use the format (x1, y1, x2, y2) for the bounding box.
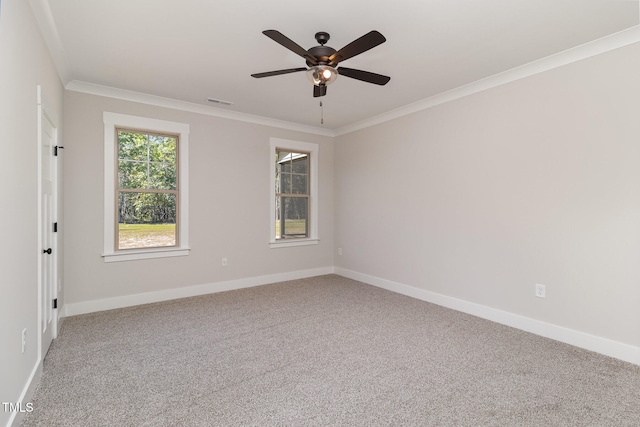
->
(207, 98, 233, 106)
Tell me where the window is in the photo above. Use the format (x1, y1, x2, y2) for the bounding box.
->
(116, 129, 178, 250)
(270, 138, 318, 248)
(276, 150, 309, 238)
(103, 112, 189, 262)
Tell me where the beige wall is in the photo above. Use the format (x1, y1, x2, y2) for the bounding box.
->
(335, 43, 640, 348)
(0, 0, 64, 424)
(63, 91, 334, 305)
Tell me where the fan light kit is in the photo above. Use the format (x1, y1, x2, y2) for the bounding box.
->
(252, 30, 390, 98)
(306, 65, 338, 86)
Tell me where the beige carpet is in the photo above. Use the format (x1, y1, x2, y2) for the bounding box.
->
(22, 274, 640, 426)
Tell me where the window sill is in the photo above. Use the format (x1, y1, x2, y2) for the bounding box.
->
(269, 238, 319, 249)
(103, 247, 190, 263)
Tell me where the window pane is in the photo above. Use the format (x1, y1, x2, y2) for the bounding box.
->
(118, 160, 147, 189)
(118, 191, 176, 249)
(149, 135, 177, 163)
(275, 170, 281, 193)
(291, 174, 307, 194)
(149, 162, 177, 190)
(118, 131, 148, 161)
(292, 155, 308, 174)
(276, 196, 308, 238)
(281, 174, 291, 194)
(278, 151, 291, 172)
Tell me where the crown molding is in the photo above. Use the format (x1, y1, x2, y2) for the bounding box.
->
(66, 81, 335, 137)
(334, 25, 640, 137)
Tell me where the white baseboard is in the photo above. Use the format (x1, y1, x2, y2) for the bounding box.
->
(63, 266, 335, 317)
(335, 267, 640, 367)
(6, 358, 42, 427)
(60, 265, 639, 366)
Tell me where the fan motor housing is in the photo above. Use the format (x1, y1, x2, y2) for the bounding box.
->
(306, 45, 336, 66)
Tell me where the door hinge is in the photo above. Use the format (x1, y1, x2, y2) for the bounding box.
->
(53, 222, 58, 233)
(54, 146, 65, 156)
(53, 298, 58, 309)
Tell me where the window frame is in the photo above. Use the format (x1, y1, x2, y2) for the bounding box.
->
(103, 112, 190, 262)
(269, 137, 319, 248)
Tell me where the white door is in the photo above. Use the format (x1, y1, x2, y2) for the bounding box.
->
(39, 96, 56, 358)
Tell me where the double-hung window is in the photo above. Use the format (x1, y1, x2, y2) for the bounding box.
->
(276, 150, 309, 238)
(270, 138, 318, 248)
(116, 129, 178, 249)
(103, 112, 189, 262)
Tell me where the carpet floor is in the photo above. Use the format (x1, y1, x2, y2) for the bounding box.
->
(22, 274, 640, 426)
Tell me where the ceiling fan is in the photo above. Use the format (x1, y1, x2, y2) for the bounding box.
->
(251, 30, 390, 97)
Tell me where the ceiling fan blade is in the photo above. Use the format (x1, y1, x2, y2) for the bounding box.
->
(313, 85, 327, 97)
(328, 31, 386, 66)
(262, 30, 318, 65)
(337, 67, 390, 85)
(251, 68, 306, 78)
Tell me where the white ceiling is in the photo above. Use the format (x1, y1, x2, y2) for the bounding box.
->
(32, 0, 639, 132)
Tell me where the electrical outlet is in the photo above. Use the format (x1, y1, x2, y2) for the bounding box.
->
(221, 257, 228, 267)
(21, 328, 27, 353)
(338, 247, 343, 256)
(535, 284, 546, 298)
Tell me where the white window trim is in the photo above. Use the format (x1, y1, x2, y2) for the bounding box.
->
(103, 112, 190, 262)
(269, 137, 319, 248)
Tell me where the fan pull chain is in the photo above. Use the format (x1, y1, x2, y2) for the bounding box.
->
(320, 100, 324, 125)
